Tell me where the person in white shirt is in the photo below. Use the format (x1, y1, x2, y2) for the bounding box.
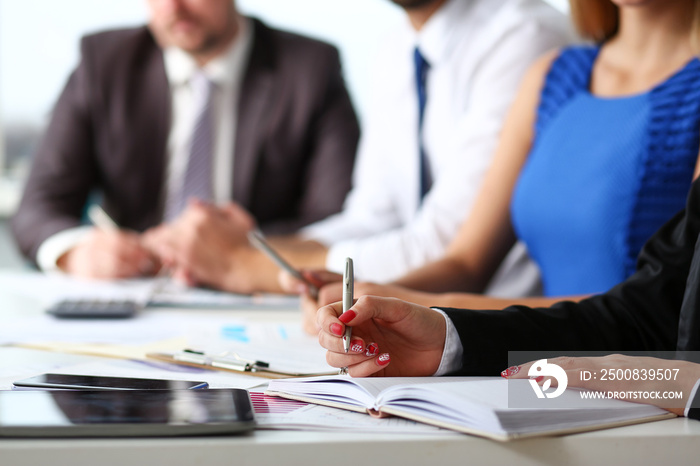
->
(11, 0, 359, 279)
(144, 0, 573, 293)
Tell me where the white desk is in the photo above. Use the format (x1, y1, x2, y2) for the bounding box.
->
(1, 272, 699, 466)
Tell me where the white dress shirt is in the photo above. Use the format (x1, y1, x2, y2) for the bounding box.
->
(37, 17, 253, 272)
(301, 0, 573, 287)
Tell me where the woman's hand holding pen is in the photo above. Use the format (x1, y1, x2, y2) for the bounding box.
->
(280, 270, 440, 336)
(317, 296, 446, 377)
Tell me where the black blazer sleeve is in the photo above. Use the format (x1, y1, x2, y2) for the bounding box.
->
(282, 45, 358, 231)
(10, 27, 169, 265)
(10, 36, 99, 263)
(441, 180, 700, 376)
(254, 31, 359, 234)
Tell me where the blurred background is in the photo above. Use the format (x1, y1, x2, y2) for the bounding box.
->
(0, 0, 568, 267)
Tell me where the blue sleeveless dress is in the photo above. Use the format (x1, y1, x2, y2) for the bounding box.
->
(511, 46, 700, 296)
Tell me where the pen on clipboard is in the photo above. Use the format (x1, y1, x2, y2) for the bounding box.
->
(247, 229, 319, 299)
(341, 257, 353, 353)
(148, 348, 340, 377)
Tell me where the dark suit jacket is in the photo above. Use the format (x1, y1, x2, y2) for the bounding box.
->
(11, 19, 359, 263)
(442, 175, 700, 376)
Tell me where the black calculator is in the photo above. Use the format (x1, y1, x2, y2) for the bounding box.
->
(46, 300, 141, 319)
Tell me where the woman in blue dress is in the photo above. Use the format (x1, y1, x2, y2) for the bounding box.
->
(288, 0, 700, 331)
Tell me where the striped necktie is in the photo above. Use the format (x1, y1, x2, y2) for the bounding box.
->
(165, 72, 215, 221)
(414, 47, 433, 202)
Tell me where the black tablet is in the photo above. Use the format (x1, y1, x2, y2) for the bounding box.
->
(13, 373, 209, 390)
(0, 388, 255, 437)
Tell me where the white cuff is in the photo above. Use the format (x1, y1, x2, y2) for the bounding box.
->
(432, 308, 464, 376)
(36, 226, 95, 273)
(323, 241, 353, 275)
(684, 378, 700, 417)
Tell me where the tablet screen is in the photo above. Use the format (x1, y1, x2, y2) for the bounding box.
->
(0, 389, 255, 437)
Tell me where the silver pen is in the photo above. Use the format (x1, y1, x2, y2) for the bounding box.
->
(341, 257, 354, 353)
(247, 229, 319, 299)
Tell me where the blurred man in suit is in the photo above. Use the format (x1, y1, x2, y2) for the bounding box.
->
(11, 0, 359, 278)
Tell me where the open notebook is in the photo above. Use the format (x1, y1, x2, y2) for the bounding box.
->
(265, 376, 674, 441)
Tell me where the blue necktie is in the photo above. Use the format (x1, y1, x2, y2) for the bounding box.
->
(414, 47, 433, 201)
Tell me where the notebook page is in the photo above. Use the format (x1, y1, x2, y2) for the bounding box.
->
(375, 378, 503, 406)
(376, 379, 504, 432)
(254, 401, 456, 435)
(378, 379, 669, 437)
(267, 376, 492, 411)
(267, 376, 381, 409)
(498, 381, 669, 435)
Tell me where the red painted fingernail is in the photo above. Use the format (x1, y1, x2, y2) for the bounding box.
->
(377, 353, 391, 366)
(306, 271, 324, 287)
(338, 310, 356, 324)
(365, 343, 378, 357)
(535, 376, 544, 383)
(330, 323, 343, 336)
(500, 366, 520, 378)
(350, 339, 363, 353)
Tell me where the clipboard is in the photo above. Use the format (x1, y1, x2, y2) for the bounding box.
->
(147, 349, 341, 379)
